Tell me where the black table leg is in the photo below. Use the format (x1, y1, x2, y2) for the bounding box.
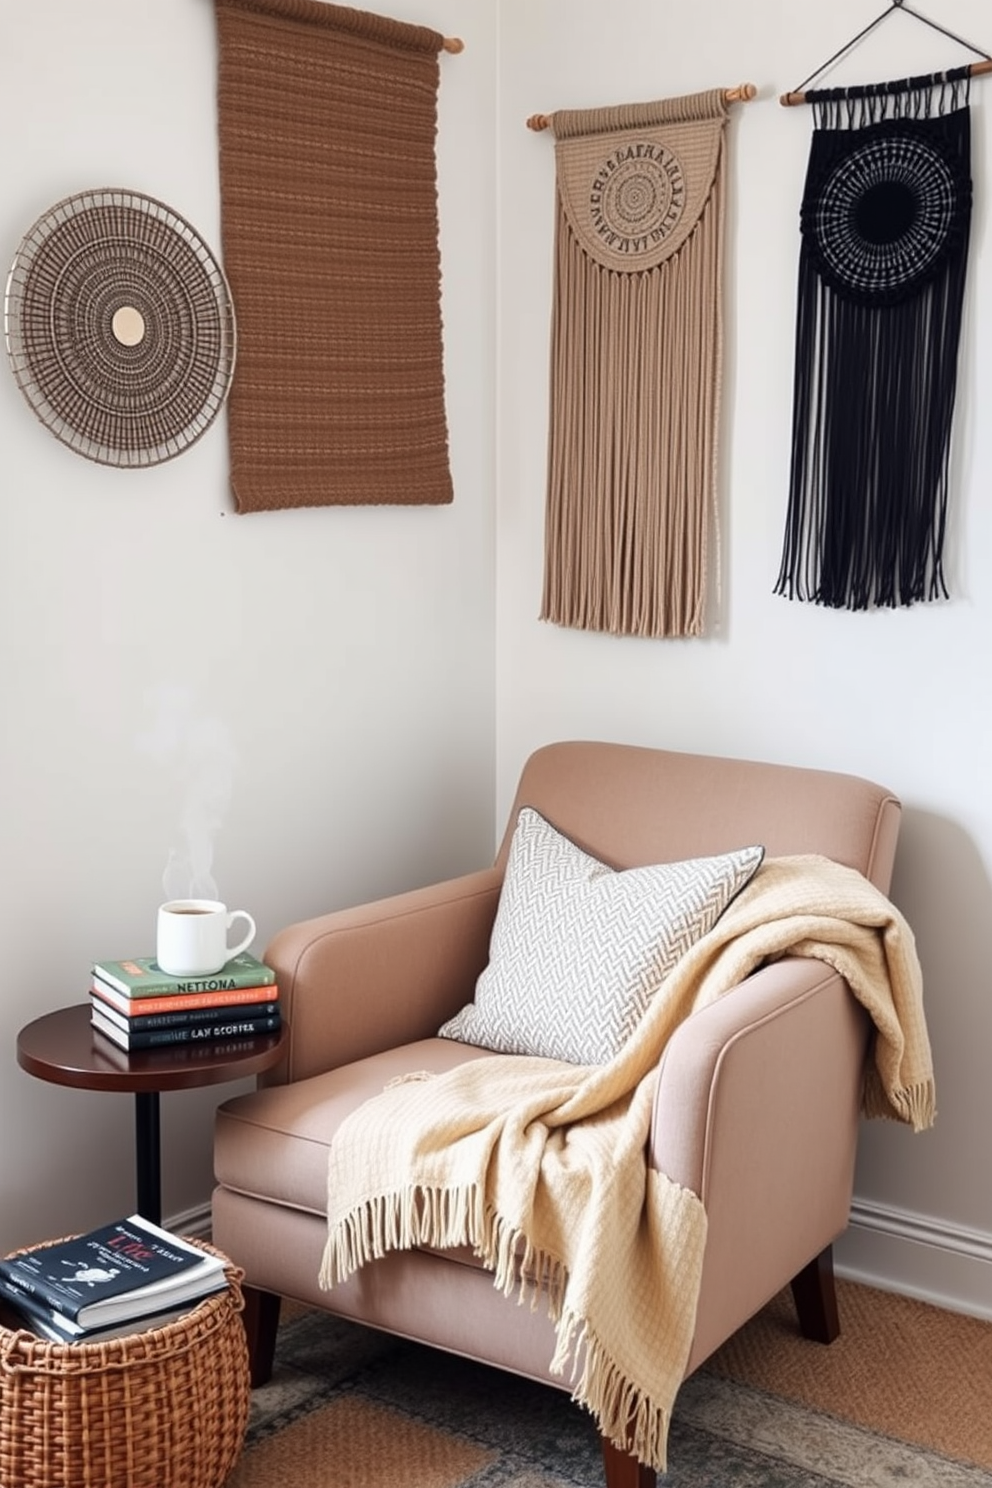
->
(134, 1091, 162, 1223)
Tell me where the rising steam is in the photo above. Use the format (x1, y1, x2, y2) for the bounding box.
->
(137, 684, 237, 900)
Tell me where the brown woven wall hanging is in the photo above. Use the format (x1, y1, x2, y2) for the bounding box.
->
(213, 0, 454, 512)
(539, 92, 731, 638)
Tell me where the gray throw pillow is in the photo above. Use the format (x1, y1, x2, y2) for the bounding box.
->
(439, 807, 764, 1065)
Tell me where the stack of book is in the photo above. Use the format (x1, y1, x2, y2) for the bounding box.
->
(89, 950, 281, 1052)
(0, 1214, 229, 1343)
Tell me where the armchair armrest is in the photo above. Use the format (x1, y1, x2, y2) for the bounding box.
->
(651, 955, 871, 1370)
(650, 956, 870, 1194)
(263, 867, 503, 1085)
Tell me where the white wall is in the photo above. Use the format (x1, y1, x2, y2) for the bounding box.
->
(3, 0, 989, 1322)
(0, 0, 496, 1248)
(495, 1, 992, 1318)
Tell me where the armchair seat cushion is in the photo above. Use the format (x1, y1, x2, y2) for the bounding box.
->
(215, 1039, 499, 1218)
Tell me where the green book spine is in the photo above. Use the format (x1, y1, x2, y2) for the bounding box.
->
(92, 950, 275, 998)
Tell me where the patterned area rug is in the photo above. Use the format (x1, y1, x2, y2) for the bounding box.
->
(226, 1306, 992, 1487)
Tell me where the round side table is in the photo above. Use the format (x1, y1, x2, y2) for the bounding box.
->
(17, 1004, 287, 1225)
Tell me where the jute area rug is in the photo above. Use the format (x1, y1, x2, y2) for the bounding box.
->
(226, 1279, 992, 1487)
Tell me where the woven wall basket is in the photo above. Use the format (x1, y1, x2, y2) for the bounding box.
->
(4, 188, 236, 467)
(0, 1239, 250, 1488)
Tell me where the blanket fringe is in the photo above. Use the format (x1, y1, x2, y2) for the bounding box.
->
(320, 1189, 669, 1466)
(862, 1068, 936, 1132)
(552, 1306, 671, 1473)
(319, 1184, 486, 1289)
(482, 1211, 568, 1317)
(319, 1186, 569, 1306)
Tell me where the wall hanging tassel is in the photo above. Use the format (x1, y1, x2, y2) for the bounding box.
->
(775, 70, 973, 609)
(538, 91, 737, 638)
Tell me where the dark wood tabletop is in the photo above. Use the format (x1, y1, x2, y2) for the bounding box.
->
(17, 1003, 288, 1094)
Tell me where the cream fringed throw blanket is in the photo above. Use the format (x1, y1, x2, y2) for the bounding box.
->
(319, 857, 934, 1472)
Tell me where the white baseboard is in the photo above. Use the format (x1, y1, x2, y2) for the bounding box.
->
(838, 1199, 992, 1321)
(165, 1200, 213, 1241)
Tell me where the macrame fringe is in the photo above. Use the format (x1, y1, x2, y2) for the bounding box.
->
(776, 76, 971, 610)
(777, 258, 963, 608)
(809, 70, 970, 130)
(542, 219, 722, 637)
(541, 96, 726, 639)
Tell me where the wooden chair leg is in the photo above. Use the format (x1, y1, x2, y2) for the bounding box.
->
(601, 1433, 656, 1488)
(241, 1284, 282, 1386)
(790, 1244, 841, 1344)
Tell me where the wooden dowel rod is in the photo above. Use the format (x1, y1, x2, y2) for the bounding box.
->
(442, 36, 464, 54)
(527, 83, 757, 129)
(780, 55, 992, 105)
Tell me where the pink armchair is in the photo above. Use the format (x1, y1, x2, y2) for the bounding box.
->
(212, 741, 900, 1488)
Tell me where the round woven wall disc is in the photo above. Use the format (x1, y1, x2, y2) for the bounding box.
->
(4, 188, 236, 467)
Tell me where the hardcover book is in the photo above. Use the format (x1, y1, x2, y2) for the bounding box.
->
(91, 951, 276, 998)
(0, 1215, 226, 1330)
(90, 987, 280, 1031)
(90, 1004, 281, 1052)
(0, 1289, 197, 1344)
(91, 977, 280, 1018)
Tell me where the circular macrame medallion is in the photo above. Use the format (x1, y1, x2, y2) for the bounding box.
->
(803, 126, 968, 304)
(4, 188, 236, 467)
(555, 117, 724, 274)
(589, 143, 687, 253)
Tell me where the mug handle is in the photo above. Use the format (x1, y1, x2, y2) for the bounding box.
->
(226, 910, 256, 961)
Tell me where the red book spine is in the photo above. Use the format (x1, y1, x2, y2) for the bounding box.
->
(91, 979, 279, 1017)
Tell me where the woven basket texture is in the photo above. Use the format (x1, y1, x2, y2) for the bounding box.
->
(0, 1237, 250, 1488)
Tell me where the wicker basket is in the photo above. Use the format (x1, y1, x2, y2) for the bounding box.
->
(0, 1237, 250, 1488)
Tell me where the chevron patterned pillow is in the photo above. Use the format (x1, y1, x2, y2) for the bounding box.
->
(439, 808, 764, 1066)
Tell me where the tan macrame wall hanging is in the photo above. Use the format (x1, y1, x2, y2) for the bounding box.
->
(538, 91, 733, 638)
(213, 0, 459, 512)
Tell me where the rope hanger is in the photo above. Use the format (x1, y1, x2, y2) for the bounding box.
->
(781, 0, 992, 105)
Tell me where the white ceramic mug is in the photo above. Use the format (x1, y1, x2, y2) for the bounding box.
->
(156, 899, 256, 977)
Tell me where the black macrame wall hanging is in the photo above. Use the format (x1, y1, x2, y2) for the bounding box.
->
(776, 4, 991, 610)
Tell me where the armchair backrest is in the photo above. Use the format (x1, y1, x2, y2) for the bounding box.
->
(499, 742, 900, 893)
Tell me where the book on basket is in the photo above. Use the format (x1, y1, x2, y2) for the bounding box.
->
(0, 1290, 196, 1344)
(0, 1215, 227, 1339)
(90, 1002, 281, 1051)
(91, 951, 276, 999)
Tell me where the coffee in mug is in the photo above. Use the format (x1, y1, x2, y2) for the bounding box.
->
(157, 899, 256, 977)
